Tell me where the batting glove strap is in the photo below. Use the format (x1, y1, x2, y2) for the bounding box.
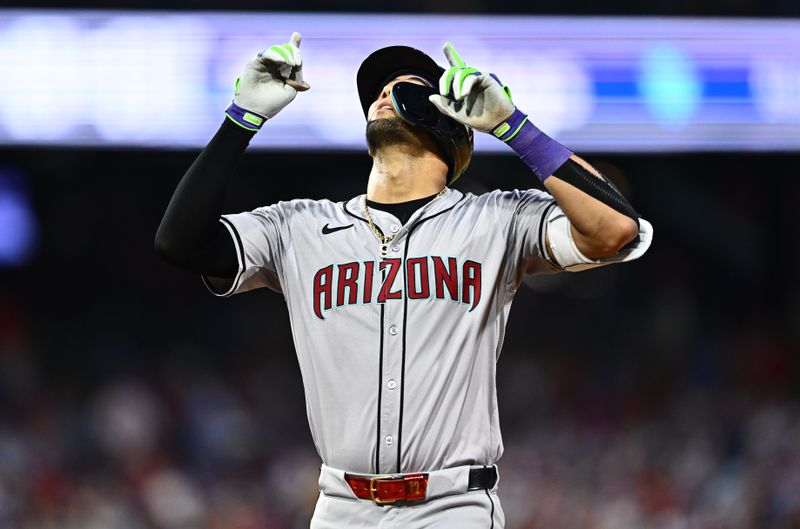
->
(225, 101, 268, 132)
(493, 108, 573, 183)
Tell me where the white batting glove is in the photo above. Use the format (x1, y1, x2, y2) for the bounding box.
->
(428, 43, 515, 134)
(225, 32, 310, 131)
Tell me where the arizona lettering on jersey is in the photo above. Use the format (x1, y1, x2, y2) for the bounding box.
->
(312, 257, 482, 319)
(200, 189, 650, 474)
(201, 189, 560, 473)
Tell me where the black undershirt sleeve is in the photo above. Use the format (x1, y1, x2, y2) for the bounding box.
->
(155, 119, 256, 277)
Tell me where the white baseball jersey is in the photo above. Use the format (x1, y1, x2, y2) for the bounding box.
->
(202, 187, 640, 475)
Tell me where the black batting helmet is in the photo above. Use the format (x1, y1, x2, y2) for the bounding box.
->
(356, 45, 473, 184)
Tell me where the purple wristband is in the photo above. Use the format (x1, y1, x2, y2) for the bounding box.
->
(225, 101, 267, 132)
(492, 108, 573, 182)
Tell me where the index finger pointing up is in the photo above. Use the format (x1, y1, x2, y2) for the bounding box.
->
(290, 32, 302, 48)
(443, 42, 466, 68)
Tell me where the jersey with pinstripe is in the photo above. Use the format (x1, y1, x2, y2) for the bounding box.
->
(203, 187, 557, 474)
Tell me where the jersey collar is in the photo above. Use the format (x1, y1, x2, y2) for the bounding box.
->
(343, 187, 464, 228)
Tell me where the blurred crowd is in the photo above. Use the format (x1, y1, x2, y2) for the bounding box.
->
(0, 288, 798, 529)
(501, 381, 800, 529)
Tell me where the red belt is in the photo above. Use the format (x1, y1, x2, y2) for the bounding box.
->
(345, 473, 429, 504)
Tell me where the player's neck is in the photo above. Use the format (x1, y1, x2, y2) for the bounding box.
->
(367, 148, 447, 204)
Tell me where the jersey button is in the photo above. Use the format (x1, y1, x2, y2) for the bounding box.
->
(391, 245, 400, 252)
(384, 435, 394, 445)
(390, 224, 400, 233)
(386, 379, 397, 389)
(388, 325, 398, 336)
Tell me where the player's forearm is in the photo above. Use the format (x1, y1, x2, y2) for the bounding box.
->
(155, 119, 255, 275)
(544, 155, 639, 258)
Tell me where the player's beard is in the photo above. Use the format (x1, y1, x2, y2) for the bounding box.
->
(366, 117, 420, 153)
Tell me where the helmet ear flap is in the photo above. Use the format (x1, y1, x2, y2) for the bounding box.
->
(431, 117, 473, 184)
(441, 124, 473, 184)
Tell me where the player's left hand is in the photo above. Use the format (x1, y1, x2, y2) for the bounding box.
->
(428, 43, 516, 133)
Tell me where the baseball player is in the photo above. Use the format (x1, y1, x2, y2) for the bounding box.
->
(156, 32, 652, 528)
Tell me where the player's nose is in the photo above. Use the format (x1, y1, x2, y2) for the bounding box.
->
(377, 82, 395, 102)
(369, 89, 391, 117)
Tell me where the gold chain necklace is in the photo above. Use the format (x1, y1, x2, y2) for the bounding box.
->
(362, 187, 447, 258)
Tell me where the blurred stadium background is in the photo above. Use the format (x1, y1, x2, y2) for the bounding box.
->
(1, 1, 799, 529)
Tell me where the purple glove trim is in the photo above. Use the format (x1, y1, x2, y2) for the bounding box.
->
(493, 108, 573, 182)
(225, 101, 267, 132)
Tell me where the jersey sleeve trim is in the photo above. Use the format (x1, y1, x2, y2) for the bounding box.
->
(537, 200, 560, 269)
(201, 217, 247, 297)
(545, 212, 654, 272)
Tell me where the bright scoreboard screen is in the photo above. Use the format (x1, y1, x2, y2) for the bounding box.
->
(0, 11, 799, 152)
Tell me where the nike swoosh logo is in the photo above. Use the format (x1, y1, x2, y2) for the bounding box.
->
(322, 223, 354, 235)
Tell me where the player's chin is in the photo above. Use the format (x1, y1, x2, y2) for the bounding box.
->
(366, 117, 415, 150)
(367, 116, 416, 133)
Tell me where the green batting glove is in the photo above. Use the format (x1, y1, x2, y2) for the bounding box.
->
(226, 32, 310, 131)
(428, 42, 515, 133)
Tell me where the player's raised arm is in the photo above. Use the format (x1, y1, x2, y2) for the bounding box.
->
(429, 43, 651, 269)
(155, 33, 308, 276)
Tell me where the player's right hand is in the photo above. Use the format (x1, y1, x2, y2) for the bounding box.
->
(225, 32, 310, 131)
